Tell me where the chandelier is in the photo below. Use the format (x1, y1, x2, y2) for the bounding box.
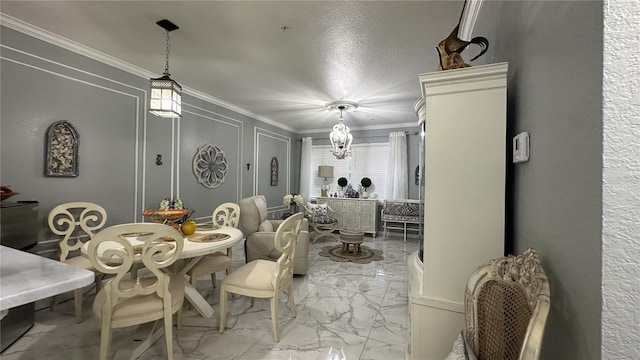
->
(149, 19, 182, 118)
(325, 101, 358, 159)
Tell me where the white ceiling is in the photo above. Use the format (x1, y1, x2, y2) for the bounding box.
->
(1, 1, 467, 133)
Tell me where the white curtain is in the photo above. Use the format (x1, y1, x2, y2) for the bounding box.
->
(299, 137, 313, 202)
(387, 131, 408, 199)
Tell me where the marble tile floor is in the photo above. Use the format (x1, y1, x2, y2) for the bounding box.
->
(1, 232, 419, 360)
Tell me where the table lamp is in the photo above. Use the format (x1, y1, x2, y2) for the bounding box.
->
(318, 165, 334, 197)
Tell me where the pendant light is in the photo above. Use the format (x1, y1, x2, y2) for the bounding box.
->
(325, 101, 358, 160)
(149, 19, 182, 118)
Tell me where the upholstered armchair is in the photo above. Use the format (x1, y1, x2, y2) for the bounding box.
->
(238, 195, 309, 275)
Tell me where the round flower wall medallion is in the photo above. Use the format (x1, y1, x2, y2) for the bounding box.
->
(193, 144, 229, 188)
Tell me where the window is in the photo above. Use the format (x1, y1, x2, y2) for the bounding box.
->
(310, 143, 389, 199)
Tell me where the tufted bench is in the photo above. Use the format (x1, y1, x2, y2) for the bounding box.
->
(381, 199, 422, 242)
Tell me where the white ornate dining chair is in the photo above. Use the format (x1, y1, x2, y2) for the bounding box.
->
(48, 201, 107, 322)
(219, 212, 303, 342)
(187, 202, 240, 289)
(457, 248, 550, 360)
(88, 223, 184, 360)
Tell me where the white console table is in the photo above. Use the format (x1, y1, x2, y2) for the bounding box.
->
(317, 197, 377, 237)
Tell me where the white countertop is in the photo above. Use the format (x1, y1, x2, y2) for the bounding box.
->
(0, 245, 94, 311)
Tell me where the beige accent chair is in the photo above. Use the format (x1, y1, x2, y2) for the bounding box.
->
(219, 212, 303, 342)
(239, 195, 309, 275)
(48, 202, 107, 322)
(88, 223, 184, 360)
(188, 202, 240, 288)
(461, 248, 550, 360)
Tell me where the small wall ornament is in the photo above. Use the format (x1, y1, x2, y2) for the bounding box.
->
(45, 120, 79, 177)
(192, 144, 229, 188)
(271, 157, 279, 186)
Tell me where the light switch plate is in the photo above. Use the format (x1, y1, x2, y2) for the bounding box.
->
(513, 132, 530, 163)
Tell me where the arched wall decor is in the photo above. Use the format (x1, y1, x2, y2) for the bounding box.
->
(192, 144, 229, 189)
(271, 157, 278, 186)
(45, 120, 79, 177)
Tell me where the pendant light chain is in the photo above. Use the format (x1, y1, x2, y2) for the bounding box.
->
(164, 30, 171, 76)
(343, 107, 352, 178)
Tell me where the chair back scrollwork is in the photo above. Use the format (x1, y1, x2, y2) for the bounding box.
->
(48, 202, 107, 261)
(212, 203, 240, 228)
(272, 213, 303, 289)
(88, 223, 183, 302)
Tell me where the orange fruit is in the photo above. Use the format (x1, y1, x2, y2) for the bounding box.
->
(181, 220, 197, 235)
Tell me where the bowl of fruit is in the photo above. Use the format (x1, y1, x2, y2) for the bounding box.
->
(142, 208, 190, 224)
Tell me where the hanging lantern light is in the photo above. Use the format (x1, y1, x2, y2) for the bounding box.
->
(149, 19, 182, 118)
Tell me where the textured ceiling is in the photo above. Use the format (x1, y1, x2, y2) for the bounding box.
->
(1, 1, 468, 132)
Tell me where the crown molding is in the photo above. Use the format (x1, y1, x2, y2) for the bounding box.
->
(184, 87, 297, 132)
(0, 14, 154, 78)
(0, 13, 297, 133)
(298, 121, 417, 135)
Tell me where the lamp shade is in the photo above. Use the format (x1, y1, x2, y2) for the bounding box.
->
(318, 165, 334, 178)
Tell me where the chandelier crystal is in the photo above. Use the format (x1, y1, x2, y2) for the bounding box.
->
(326, 101, 358, 160)
(149, 19, 182, 118)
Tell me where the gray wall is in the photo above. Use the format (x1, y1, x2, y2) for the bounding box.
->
(474, 1, 603, 359)
(0, 26, 298, 257)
